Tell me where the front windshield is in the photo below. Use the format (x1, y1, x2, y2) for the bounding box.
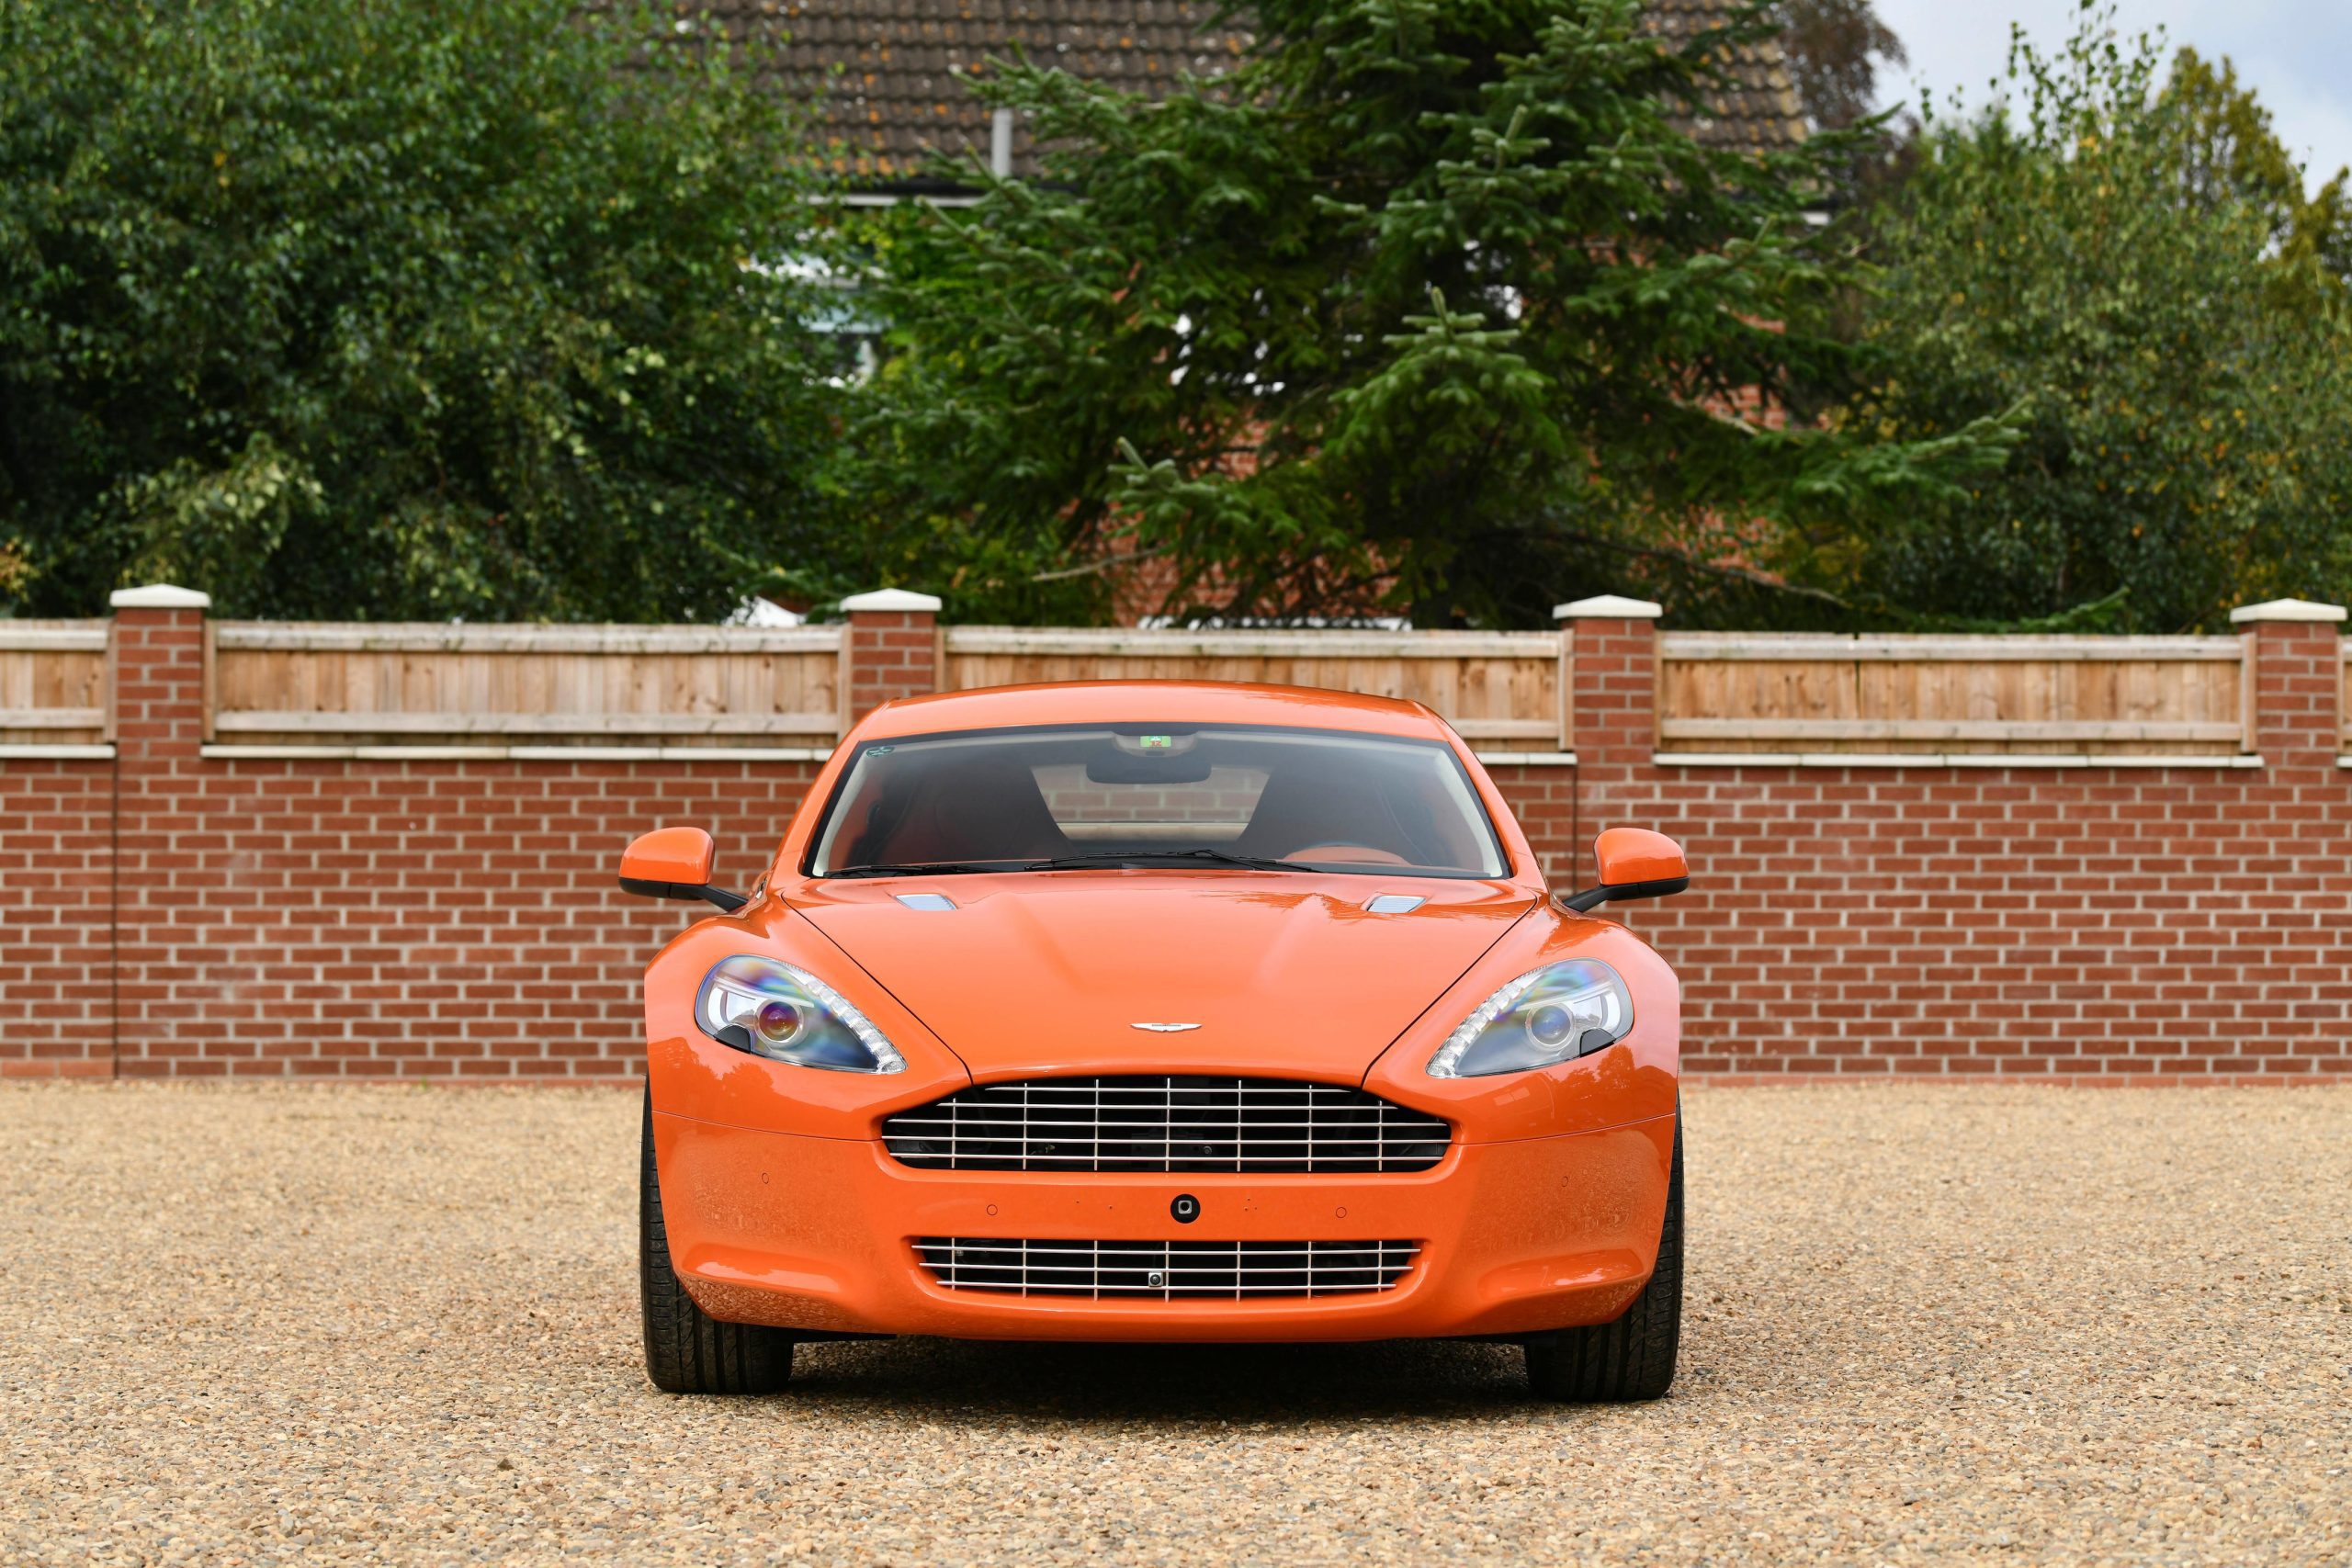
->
(808, 724, 1509, 879)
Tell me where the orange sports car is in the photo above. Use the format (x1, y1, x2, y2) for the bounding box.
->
(621, 682, 1690, 1400)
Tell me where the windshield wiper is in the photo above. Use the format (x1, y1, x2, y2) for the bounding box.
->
(829, 861, 1022, 879)
(1022, 848, 1299, 873)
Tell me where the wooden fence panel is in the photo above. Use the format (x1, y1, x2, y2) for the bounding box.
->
(0, 621, 110, 747)
(95, 616, 2314, 761)
(1658, 633, 2252, 757)
(940, 628, 1569, 750)
(209, 624, 845, 750)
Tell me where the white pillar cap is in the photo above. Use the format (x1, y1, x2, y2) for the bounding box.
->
(840, 588, 944, 614)
(109, 583, 211, 610)
(1553, 593, 1664, 620)
(2229, 598, 2346, 624)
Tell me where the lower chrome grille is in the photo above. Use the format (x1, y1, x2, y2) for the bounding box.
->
(882, 1077, 1452, 1173)
(915, 1237, 1419, 1299)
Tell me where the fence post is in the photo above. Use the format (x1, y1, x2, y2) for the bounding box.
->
(841, 588, 943, 727)
(2230, 597, 2346, 768)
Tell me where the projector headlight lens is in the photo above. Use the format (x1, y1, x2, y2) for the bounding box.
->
(695, 956, 905, 1074)
(1427, 960, 1634, 1078)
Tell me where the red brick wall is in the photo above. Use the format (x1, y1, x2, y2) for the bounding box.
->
(40, 597, 824, 1078)
(107, 757, 818, 1077)
(1510, 612, 2352, 1081)
(0, 759, 114, 1077)
(6, 599, 2347, 1080)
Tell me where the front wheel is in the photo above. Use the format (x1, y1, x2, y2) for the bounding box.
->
(639, 1088, 796, 1394)
(1522, 1109, 1682, 1402)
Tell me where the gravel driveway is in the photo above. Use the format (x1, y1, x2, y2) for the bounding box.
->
(3, 1082, 2346, 1566)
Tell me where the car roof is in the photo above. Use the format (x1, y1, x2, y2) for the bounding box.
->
(853, 681, 1459, 742)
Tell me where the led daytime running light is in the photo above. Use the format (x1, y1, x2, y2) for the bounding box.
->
(1427, 969, 1550, 1078)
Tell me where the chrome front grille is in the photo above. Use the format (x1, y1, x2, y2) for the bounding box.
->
(881, 1077, 1452, 1173)
(915, 1237, 1419, 1299)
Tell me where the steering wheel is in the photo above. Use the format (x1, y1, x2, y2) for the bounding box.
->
(1282, 842, 1412, 865)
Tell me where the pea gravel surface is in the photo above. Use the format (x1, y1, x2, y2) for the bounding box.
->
(3, 1083, 2346, 1566)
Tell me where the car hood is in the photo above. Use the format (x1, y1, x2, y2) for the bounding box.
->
(790, 873, 1538, 1081)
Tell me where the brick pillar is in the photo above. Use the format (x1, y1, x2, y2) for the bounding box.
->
(1558, 594, 1662, 768)
(2224, 598, 2348, 1070)
(842, 588, 942, 724)
(2230, 598, 2346, 767)
(109, 583, 211, 1075)
(1555, 593, 1664, 884)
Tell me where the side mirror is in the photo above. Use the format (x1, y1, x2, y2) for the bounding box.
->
(619, 827, 749, 913)
(1559, 828, 1689, 914)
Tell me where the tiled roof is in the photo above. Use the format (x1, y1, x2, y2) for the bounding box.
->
(1645, 0, 1809, 155)
(689, 2, 1803, 185)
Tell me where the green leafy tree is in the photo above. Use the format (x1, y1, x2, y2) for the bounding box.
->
(0, 0, 842, 620)
(1833, 11, 2352, 629)
(2165, 48, 2352, 309)
(854, 0, 2013, 626)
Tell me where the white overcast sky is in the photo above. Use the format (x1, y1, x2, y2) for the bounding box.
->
(1871, 1, 2352, 194)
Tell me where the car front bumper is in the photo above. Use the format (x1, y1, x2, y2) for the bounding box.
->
(654, 1109, 1676, 1343)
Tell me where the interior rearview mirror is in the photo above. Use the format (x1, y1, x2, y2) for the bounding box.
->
(619, 826, 749, 912)
(1559, 827, 1689, 914)
(1085, 752, 1216, 784)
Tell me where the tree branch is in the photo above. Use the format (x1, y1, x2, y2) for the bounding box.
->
(1029, 542, 1170, 582)
(1536, 520, 1855, 609)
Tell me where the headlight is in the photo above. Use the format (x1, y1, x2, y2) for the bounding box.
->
(1426, 960, 1634, 1078)
(695, 956, 906, 1074)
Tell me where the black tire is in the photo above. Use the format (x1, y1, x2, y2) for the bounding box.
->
(1523, 1108, 1683, 1402)
(640, 1088, 796, 1394)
